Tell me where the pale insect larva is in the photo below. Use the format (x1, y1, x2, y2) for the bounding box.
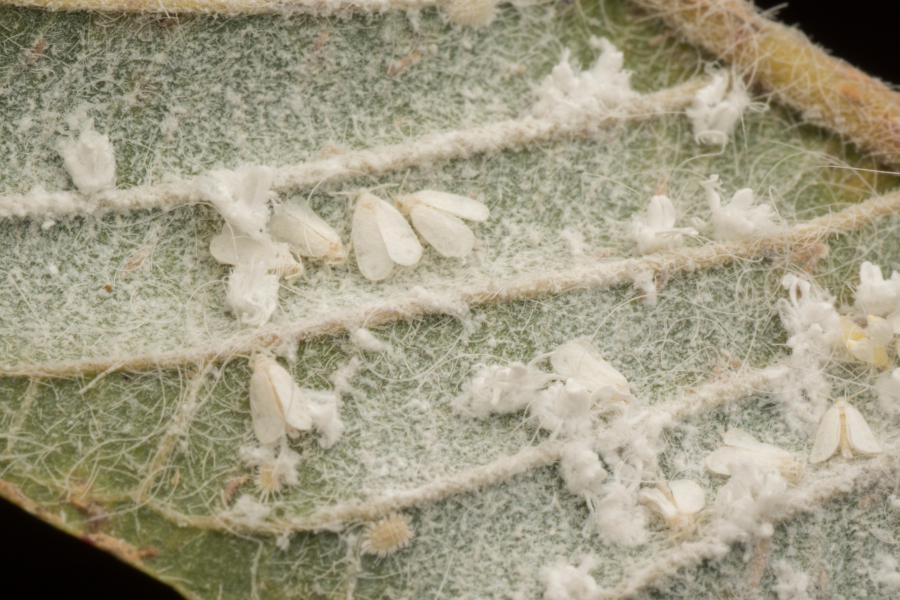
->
(210, 223, 303, 281)
(639, 480, 705, 534)
(395, 190, 490, 258)
(706, 429, 803, 483)
(249, 355, 312, 446)
(361, 513, 414, 558)
(809, 399, 882, 464)
(550, 339, 632, 401)
(351, 192, 422, 281)
(444, 0, 497, 27)
(269, 203, 345, 264)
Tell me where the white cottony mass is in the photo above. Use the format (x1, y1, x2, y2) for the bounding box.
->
(200, 166, 274, 239)
(226, 260, 280, 328)
(686, 72, 752, 146)
(531, 38, 637, 121)
(702, 174, 777, 240)
(57, 118, 116, 195)
(630, 194, 698, 255)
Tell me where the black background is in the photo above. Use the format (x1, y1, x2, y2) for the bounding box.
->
(1, 2, 898, 599)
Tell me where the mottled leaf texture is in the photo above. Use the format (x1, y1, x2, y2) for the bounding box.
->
(2, 2, 900, 600)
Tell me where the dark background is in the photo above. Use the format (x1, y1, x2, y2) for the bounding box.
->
(1, 2, 898, 599)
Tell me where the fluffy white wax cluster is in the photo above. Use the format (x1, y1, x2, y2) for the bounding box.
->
(774, 265, 900, 428)
(531, 38, 638, 121)
(855, 262, 900, 324)
(686, 71, 753, 146)
(57, 118, 116, 195)
(539, 556, 601, 600)
(454, 339, 633, 433)
(629, 194, 698, 255)
(702, 174, 778, 241)
(226, 260, 280, 328)
(454, 361, 554, 418)
(585, 462, 648, 547)
(710, 462, 788, 540)
(639, 480, 705, 534)
(772, 561, 811, 600)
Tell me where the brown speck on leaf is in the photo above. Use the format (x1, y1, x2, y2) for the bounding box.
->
(169, 471, 180, 487)
(221, 475, 249, 506)
(648, 32, 671, 47)
(69, 495, 109, 533)
(859, 483, 889, 509)
(589, 247, 617, 259)
(23, 38, 47, 65)
(83, 532, 158, 565)
(816, 566, 829, 600)
(507, 64, 527, 76)
(748, 538, 771, 588)
(318, 142, 345, 159)
(387, 51, 421, 78)
(104, 284, 112, 292)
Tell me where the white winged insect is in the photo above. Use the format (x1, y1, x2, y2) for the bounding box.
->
(550, 339, 633, 402)
(639, 480, 705, 534)
(395, 190, 490, 258)
(269, 203, 346, 264)
(210, 223, 303, 281)
(706, 429, 802, 482)
(809, 398, 882, 463)
(249, 355, 312, 446)
(351, 192, 423, 281)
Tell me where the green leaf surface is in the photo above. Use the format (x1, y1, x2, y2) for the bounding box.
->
(2, 2, 899, 599)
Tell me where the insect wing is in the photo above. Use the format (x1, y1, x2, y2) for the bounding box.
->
(809, 404, 842, 463)
(210, 225, 271, 266)
(706, 447, 750, 476)
(410, 204, 475, 258)
(249, 369, 287, 445)
(282, 382, 313, 434)
(271, 204, 343, 260)
(843, 403, 882, 455)
(723, 429, 792, 459)
(372, 197, 422, 266)
(647, 195, 676, 230)
(551, 339, 630, 395)
(669, 480, 704, 515)
(352, 194, 394, 281)
(237, 166, 274, 212)
(410, 190, 490, 222)
(638, 488, 676, 519)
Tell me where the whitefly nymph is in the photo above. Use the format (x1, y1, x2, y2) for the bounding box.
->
(361, 513, 414, 558)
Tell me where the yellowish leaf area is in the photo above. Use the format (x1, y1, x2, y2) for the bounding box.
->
(2, 1, 900, 599)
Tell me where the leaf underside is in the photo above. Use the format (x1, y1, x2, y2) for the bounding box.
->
(1, 2, 899, 599)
